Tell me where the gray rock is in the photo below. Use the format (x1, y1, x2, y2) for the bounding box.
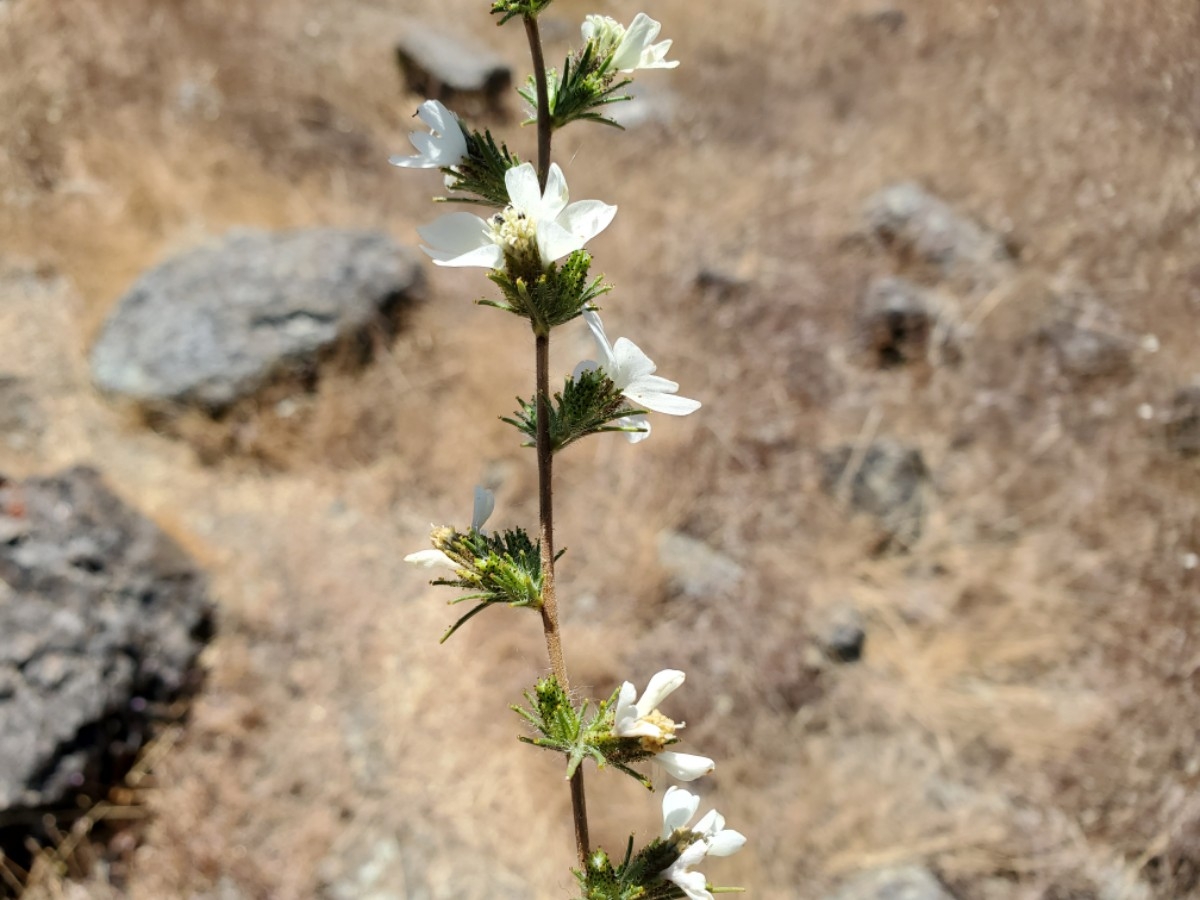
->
(822, 440, 930, 549)
(657, 531, 744, 599)
(865, 182, 1012, 282)
(1166, 382, 1200, 457)
(1040, 321, 1133, 380)
(858, 277, 943, 367)
(825, 865, 955, 900)
(89, 229, 422, 415)
(396, 24, 512, 111)
(0, 374, 44, 452)
(0, 467, 212, 818)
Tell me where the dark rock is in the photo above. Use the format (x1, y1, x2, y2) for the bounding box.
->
(824, 865, 955, 900)
(1166, 382, 1200, 457)
(816, 607, 867, 663)
(0, 374, 44, 452)
(396, 24, 512, 111)
(657, 531, 744, 599)
(1039, 321, 1133, 380)
(858, 277, 944, 367)
(0, 468, 212, 820)
(89, 229, 422, 415)
(865, 182, 1012, 282)
(822, 440, 930, 549)
(853, 8, 908, 34)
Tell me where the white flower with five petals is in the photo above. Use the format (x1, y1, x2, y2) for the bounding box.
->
(389, 100, 468, 170)
(614, 670, 714, 781)
(417, 162, 616, 270)
(581, 13, 679, 73)
(404, 486, 494, 570)
(576, 311, 700, 443)
(659, 787, 747, 900)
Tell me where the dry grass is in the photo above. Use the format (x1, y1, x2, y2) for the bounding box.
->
(1, 0, 1199, 897)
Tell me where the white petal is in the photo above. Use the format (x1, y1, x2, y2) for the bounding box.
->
(706, 829, 747, 857)
(540, 162, 570, 220)
(472, 486, 495, 532)
(657, 751, 715, 781)
(612, 13, 660, 71)
(636, 669, 685, 718)
(537, 219, 585, 265)
(572, 358, 600, 380)
(614, 681, 638, 727)
(661, 786, 700, 839)
(505, 162, 543, 213)
(583, 311, 617, 372)
(624, 387, 701, 416)
(621, 414, 651, 443)
(693, 809, 723, 837)
(611, 337, 657, 385)
(556, 199, 617, 247)
(417, 212, 500, 268)
(666, 867, 712, 900)
(404, 549, 458, 570)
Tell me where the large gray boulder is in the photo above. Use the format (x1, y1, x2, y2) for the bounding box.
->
(0, 468, 212, 819)
(89, 229, 423, 415)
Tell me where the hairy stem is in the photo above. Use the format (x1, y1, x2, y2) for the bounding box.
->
(525, 11, 590, 869)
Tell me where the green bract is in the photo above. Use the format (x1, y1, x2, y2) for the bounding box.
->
(481, 249, 611, 334)
(490, 0, 554, 26)
(442, 128, 522, 207)
(519, 43, 634, 131)
(504, 368, 641, 452)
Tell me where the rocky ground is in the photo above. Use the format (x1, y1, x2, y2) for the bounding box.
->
(1, 0, 1199, 898)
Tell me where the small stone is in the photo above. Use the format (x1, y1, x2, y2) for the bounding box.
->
(822, 440, 930, 549)
(824, 865, 955, 900)
(1040, 321, 1133, 380)
(1166, 382, 1200, 457)
(395, 24, 512, 111)
(657, 531, 744, 599)
(857, 277, 943, 367)
(864, 182, 1012, 283)
(89, 229, 422, 416)
(824, 615, 867, 663)
(854, 8, 908, 34)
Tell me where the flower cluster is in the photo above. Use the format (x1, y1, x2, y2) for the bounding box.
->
(394, 8, 743, 900)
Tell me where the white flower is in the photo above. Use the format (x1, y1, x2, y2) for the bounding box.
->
(417, 162, 616, 270)
(577, 311, 700, 443)
(615, 669, 685, 739)
(404, 486, 495, 570)
(389, 100, 468, 169)
(613, 670, 715, 781)
(659, 787, 747, 900)
(582, 13, 679, 73)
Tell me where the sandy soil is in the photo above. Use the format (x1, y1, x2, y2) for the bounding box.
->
(1, 0, 1199, 898)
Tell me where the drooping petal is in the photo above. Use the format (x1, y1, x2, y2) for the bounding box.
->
(612, 13, 678, 72)
(614, 681, 638, 727)
(636, 669, 685, 719)
(471, 486, 495, 532)
(389, 99, 468, 168)
(417, 212, 503, 268)
(583, 311, 617, 372)
(620, 414, 651, 443)
(555, 199, 618, 248)
(661, 786, 700, 839)
(657, 751, 715, 781)
(666, 866, 712, 900)
(404, 548, 458, 570)
(504, 162, 543, 214)
(706, 829, 747, 857)
(693, 809, 723, 837)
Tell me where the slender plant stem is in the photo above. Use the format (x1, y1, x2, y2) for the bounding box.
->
(524, 12, 591, 870)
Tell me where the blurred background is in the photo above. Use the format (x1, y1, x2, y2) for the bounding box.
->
(1, 0, 1199, 897)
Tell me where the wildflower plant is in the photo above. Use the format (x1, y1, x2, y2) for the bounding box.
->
(397, 5, 745, 898)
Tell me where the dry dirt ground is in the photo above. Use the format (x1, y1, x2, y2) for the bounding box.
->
(2, 0, 1199, 898)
